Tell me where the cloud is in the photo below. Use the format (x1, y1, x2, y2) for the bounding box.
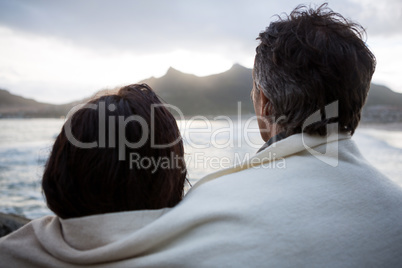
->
(0, 0, 250, 53)
(1, 0, 400, 54)
(346, 0, 402, 36)
(0, 0, 401, 103)
(0, 25, 236, 103)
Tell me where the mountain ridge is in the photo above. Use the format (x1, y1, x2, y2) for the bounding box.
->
(1, 64, 401, 118)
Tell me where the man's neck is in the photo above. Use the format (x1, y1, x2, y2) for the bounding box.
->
(257, 131, 288, 153)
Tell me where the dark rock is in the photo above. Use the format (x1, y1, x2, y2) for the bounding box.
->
(0, 213, 30, 238)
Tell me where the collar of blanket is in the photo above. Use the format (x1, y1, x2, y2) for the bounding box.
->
(188, 125, 351, 193)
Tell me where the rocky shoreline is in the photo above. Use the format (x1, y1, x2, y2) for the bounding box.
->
(0, 213, 30, 238)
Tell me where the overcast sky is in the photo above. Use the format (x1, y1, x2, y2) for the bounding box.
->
(0, 0, 401, 104)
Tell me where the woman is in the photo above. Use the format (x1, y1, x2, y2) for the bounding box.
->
(42, 83, 187, 219)
(0, 83, 188, 267)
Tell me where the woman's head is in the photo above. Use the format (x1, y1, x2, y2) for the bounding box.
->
(42, 84, 187, 219)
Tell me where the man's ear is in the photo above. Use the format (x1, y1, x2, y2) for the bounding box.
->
(259, 90, 270, 117)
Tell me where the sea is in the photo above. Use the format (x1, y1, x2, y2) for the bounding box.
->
(1, 118, 402, 219)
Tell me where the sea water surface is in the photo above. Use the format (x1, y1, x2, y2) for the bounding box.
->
(0, 118, 401, 219)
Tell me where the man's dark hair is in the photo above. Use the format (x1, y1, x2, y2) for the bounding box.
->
(42, 84, 187, 219)
(253, 3, 376, 136)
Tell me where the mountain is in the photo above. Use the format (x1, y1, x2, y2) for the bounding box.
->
(140, 64, 254, 115)
(1, 64, 401, 119)
(365, 84, 402, 107)
(362, 84, 402, 122)
(0, 89, 74, 118)
(140, 64, 402, 117)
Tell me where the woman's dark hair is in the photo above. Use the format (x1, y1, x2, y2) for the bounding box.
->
(42, 84, 187, 219)
(253, 3, 376, 136)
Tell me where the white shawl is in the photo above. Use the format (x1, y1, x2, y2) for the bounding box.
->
(1, 132, 402, 267)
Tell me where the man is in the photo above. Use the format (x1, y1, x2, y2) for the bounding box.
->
(179, 3, 402, 267)
(1, 4, 402, 268)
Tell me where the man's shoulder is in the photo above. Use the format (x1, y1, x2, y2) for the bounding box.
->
(188, 135, 402, 211)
